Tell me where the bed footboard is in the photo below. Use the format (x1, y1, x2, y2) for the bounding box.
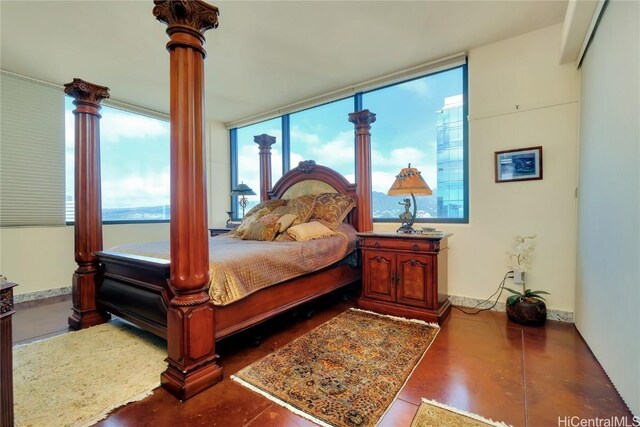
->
(96, 250, 170, 338)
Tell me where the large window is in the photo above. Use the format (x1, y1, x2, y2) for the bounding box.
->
(363, 67, 466, 221)
(233, 117, 282, 218)
(65, 98, 171, 222)
(230, 64, 467, 223)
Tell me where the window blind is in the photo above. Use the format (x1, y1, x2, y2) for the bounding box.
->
(0, 71, 65, 227)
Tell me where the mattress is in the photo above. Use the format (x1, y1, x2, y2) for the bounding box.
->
(109, 223, 357, 306)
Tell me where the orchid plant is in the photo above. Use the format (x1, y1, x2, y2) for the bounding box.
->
(504, 235, 549, 305)
(507, 234, 536, 273)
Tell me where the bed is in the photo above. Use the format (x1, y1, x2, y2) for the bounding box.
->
(65, 0, 377, 401)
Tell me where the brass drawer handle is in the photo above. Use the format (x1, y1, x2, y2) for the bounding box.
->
(373, 242, 381, 249)
(412, 244, 420, 251)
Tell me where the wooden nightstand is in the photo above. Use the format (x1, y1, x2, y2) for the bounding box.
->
(209, 228, 232, 237)
(357, 232, 451, 324)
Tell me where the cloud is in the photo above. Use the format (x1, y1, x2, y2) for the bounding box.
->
(101, 168, 170, 209)
(64, 106, 168, 147)
(290, 128, 320, 145)
(100, 108, 168, 145)
(290, 130, 354, 169)
(398, 78, 430, 97)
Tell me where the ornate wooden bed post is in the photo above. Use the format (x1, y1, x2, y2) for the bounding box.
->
(255, 133, 276, 201)
(64, 78, 111, 330)
(153, 0, 222, 400)
(349, 109, 376, 232)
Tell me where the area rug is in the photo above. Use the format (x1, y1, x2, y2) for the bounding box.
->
(13, 319, 166, 427)
(232, 308, 440, 427)
(410, 398, 511, 427)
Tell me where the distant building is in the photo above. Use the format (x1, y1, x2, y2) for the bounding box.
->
(436, 95, 464, 219)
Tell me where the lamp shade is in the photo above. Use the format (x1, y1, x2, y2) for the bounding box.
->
(230, 182, 256, 196)
(387, 164, 432, 196)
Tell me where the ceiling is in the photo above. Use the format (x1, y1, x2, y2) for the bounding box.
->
(0, 1, 568, 124)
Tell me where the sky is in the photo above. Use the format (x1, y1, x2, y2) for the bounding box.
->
(65, 97, 170, 218)
(237, 66, 464, 214)
(66, 66, 463, 220)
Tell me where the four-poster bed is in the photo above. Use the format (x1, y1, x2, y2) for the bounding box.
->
(66, 0, 377, 400)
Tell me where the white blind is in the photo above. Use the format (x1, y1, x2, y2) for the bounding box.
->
(0, 71, 65, 227)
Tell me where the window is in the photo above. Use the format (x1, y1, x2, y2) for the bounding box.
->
(363, 66, 467, 222)
(233, 117, 282, 218)
(290, 98, 355, 181)
(65, 98, 171, 222)
(229, 63, 467, 224)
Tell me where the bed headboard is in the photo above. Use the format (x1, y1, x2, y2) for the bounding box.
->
(268, 160, 359, 230)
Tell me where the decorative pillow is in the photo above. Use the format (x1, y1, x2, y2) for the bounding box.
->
(230, 214, 257, 238)
(231, 199, 286, 237)
(244, 198, 286, 218)
(276, 213, 298, 233)
(308, 193, 356, 230)
(287, 221, 337, 241)
(241, 213, 281, 241)
(272, 194, 318, 225)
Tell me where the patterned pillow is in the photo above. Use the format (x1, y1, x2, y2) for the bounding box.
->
(244, 198, 286, 218)
(276, 213, 298, 233)
(287, 221, 337, 241)
(232, 199, 286, 237)
(241, 213, 281, 241)
(309, 193, 356, 230)
(272, 194, 318, 225)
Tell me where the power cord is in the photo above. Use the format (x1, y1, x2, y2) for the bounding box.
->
(452, 271, 513, 315)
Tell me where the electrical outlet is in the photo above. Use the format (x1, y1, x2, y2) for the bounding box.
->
(513, 271, 525, 284)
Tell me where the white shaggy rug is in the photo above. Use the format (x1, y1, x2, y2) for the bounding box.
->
(13, 319, 166, 427)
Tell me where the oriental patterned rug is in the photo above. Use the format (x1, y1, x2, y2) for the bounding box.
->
(410, 398, 511, 427)
(13, 320, 166, 427)
(232, 308, 439, 427)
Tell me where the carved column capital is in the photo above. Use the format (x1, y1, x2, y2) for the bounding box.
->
(348, 109, 377, 133)
(153, 0, 218, 51)
(254, 134, 276, 152)
(64, 79, 110, 108)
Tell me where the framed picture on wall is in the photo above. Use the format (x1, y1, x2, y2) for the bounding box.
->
(495, 146, 543, 183)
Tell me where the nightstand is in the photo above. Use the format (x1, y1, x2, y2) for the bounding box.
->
(357, 232, 451, 324)
(209, 227, 232, 237)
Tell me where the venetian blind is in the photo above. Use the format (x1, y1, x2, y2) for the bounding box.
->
(0, 71, 65, 227)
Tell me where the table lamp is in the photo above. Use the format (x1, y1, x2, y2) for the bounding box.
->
(230, 182, 256, 218)
(387, 163, 432, 233)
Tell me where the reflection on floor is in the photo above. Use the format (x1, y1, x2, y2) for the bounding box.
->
(13, 293, 633, 427)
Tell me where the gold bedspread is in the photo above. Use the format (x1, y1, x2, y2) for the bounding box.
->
(109, 223, 357, 306)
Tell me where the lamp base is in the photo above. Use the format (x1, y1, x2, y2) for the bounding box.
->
(396, 224, 417, 234)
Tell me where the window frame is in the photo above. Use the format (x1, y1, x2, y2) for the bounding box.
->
(229, 63, 468, 224)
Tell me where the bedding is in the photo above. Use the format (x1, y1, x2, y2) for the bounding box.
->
(287, 221, 336, 241)
(309, 193, 356, 230)
(110, 223, 358, 306)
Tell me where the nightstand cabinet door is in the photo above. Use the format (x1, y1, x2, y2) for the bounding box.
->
(396, 254, 433, 309)
(362, 250, 395, 302)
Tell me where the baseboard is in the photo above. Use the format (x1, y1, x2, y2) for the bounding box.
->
(14, 286, 71, 304)
(449, 294, 574, 323)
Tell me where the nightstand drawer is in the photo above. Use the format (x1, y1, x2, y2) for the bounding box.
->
(359, 237, 440, 253)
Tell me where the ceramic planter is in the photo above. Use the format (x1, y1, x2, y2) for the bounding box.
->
(506, 299, 547, 326)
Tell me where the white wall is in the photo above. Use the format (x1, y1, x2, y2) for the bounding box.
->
(207, 119, 231, 227)
(376, 24, 579, 313)
(0, 223, 169, 296)
(576, 0, 639, 415)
